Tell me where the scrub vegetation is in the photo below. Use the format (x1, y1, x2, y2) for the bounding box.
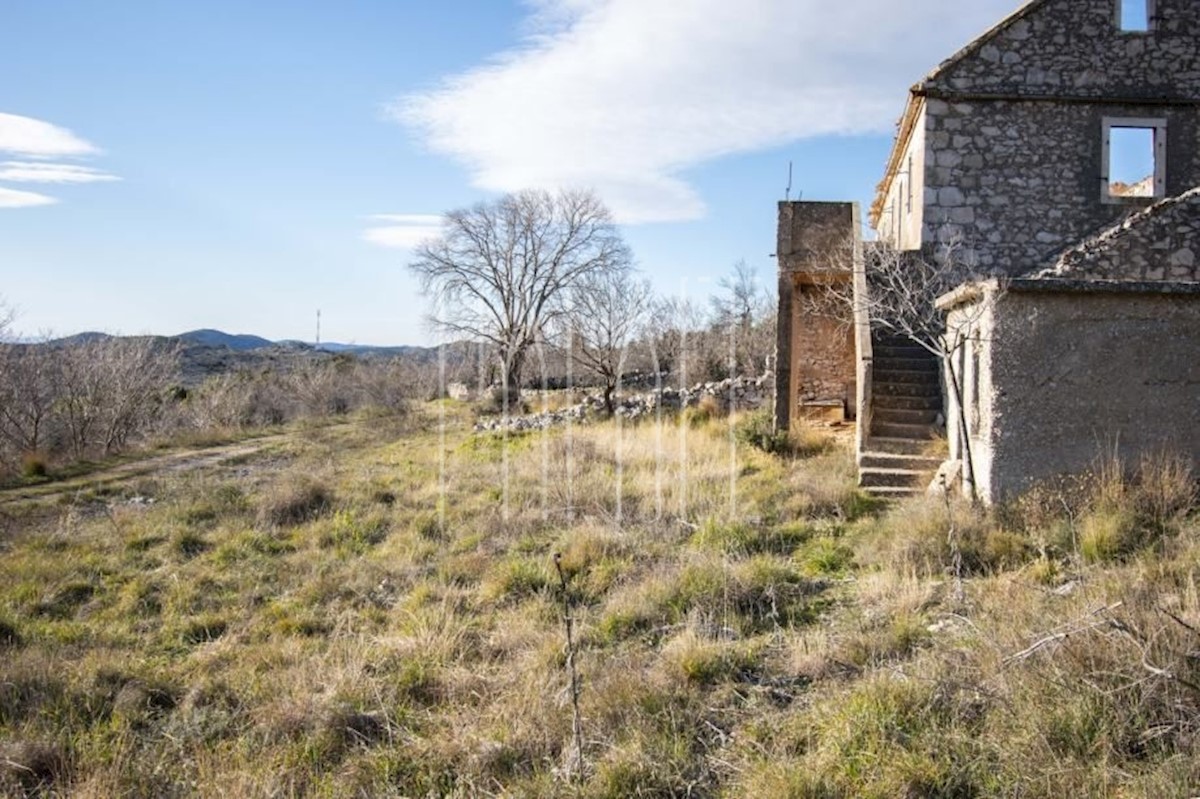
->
(0, 402, 1197, 797)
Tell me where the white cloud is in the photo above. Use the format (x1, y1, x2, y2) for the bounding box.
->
(0, 186, 58, 208)
(362, 214, 444, 250)
(396, 0, 1015, 224)
(0, 112, 119, 208)
(0, 161, 120, 183)
(0, 112, 99, 158)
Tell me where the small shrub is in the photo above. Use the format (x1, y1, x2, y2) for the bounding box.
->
(735, 411, 838, 458)
(663, 631, 763, 685)
(20, 451, 49, 479)
(1079, 506, 1140, 563)
(172, 529, 209, 558)
(1134, 450, 1196, 532)
(734, 410, 790, 454)
(112, 679, 178, 725)
(0, 740, 68, 794)
(180, 615, 229, 645)
(837, 613, 931, 669)
(481, 557, 551, 603)
(318, 509, 389, 556)
(258, 476, 334, 527)
(0, 618, 20, 648)
(800, 537, 855, 576)
(35, 581, 95, 618)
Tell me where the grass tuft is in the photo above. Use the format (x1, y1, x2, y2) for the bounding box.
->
(257, 476, 334, 527)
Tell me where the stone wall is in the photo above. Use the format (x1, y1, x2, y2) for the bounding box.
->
(775, 202, 859, 430)
(475, 374, 773, 432)
(923, 0, 1200, 100)
(945, 281, 1200, 503)
(921, 97, 1200, 275)
(872, 0, 1200, 274)
(1036, 186, 1200, 280)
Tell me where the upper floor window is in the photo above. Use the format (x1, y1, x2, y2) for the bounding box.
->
(1118, 0, 1154, 32)
(1101, 117, 1166, 203)
(905, 156, 914, 213)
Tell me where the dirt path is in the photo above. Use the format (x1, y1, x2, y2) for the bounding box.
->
(0, 435, 289, 507)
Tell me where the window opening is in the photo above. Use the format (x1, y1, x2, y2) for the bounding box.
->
(1119, 0, 1151, 32)
(1109, 127, 1155, 197)
(1102, 118, 1166, 202)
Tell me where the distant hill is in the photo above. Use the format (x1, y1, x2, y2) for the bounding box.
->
(50, 331, 118, 346)
(177, 329, 275, 351)
(33, 328, 451, 385)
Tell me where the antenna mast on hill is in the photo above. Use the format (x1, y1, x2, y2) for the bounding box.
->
(316, 309, 321, 348)
(785, 161, 793, 201)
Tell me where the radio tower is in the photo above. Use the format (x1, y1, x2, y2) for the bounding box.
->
(315, 309, 321, 348)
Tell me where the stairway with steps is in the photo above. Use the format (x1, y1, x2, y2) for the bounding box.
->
(859, 335, 945, 498)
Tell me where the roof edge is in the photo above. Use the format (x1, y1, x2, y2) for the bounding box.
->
(937, 277, 1200, 310)
(1029, 186, 1200, 278)
(870, 0, 1053, 229)
(917, 0, 1053, 91)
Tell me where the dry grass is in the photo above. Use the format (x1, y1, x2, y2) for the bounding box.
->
(0, 407, 1196, 796)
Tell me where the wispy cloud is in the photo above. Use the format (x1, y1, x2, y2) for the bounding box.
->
(0, 112, 99, 158)
(0, 186, 58, 208)
(0, 161, 120, 184)
(362, 214, 444, 250)
(0, 112, 118, 208)
(396, 0, 1014, 224)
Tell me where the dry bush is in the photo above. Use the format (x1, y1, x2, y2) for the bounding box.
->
(1077, 451, 1196, 563)
(0, 740, 69, 795)
(860, 495, 1029, 578)
(257, 476, 334, 527)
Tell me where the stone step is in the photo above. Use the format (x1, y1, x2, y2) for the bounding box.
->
(871, 393, 943, 411)
(873, 381, 942, 398)
(859, 467, 928, 489)
(866, 436, 936, 455)
(872, 407, 941, 426)
(873, 369, 942, 385)
(872, 357, 939, 374)
(871, 421, 939, 440)
(859, 450, 943, 471)
(862, 485, 924, 499)
(874, 340, 931, 357)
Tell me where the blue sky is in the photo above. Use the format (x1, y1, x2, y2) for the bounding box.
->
(1, 0, 1015, 346)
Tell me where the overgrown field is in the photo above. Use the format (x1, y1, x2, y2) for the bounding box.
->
(1, 404, 1198, 797)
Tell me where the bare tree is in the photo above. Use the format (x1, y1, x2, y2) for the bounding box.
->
(0, 298, 13, 342)
(804, 239, 998, 498)
(645, 294, 707, 388)
(563, 268, 652, 414)
(59, 337, 178, 456)
(409, 189, 632, 409)
(0, 342, 59, 457)
(710, 260, 776, 378)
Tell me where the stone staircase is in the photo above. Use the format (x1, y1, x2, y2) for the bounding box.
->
(859, 335, 945, 498)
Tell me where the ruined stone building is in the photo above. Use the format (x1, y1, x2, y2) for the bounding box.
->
(776, 0, 1200, 502)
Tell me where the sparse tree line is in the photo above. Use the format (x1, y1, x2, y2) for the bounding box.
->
(0, 304, 430, 479)
(411, 189, 777, 414)
(0, 336, 177, 475)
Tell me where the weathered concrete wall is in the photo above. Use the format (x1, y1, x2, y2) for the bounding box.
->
(775, 202, 859, 430)
(1037, 186, 1200, 280)
(972, 284, 1200, 502)
(924, 0, 1200, 100)
(921, 98, 1200, 274)
(944, 291, 998, 501)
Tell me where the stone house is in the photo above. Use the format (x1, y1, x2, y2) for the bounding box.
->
(776, 0, 1200, 502)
